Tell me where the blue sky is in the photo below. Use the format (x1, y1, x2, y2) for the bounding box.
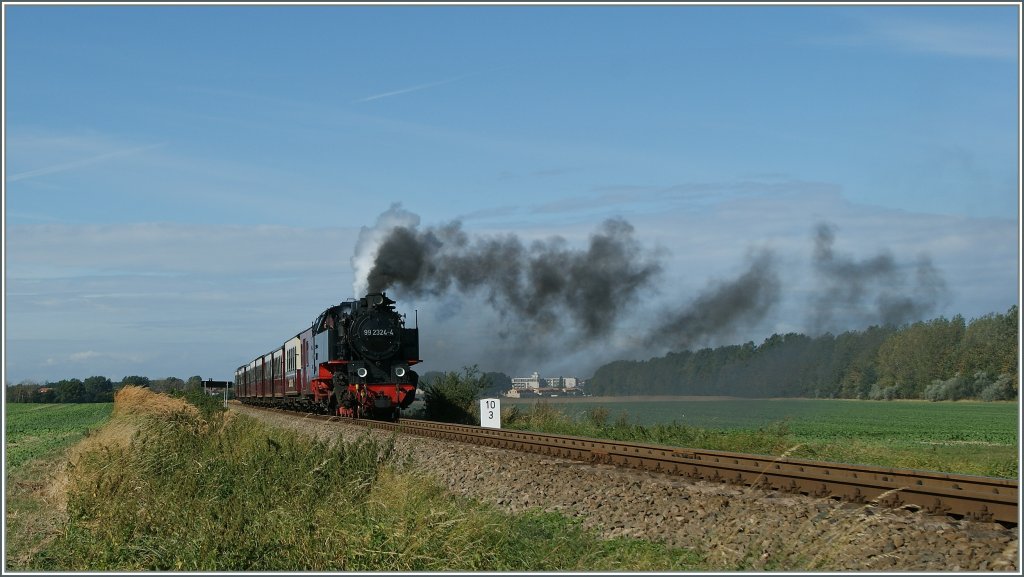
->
(3, 3, 1020, 384)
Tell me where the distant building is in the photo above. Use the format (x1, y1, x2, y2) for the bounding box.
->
(510, 372, 580, 394)
(511, 372, 543, 390)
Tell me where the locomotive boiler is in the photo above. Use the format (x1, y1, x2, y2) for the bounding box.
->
(235, 292, 420, 420)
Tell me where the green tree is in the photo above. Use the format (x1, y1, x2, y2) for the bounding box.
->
(54, 379, 87, 403)
(979, 373, 1018, 401)
(83, 376, 114, 402)
(6, 380, 40, 403)
(423, 365, 490, 424)
(151, 377, 185, 393)
(482, 372, 512, 397)
(121, 375, 151, 388)
(956, 307, 1019, 379)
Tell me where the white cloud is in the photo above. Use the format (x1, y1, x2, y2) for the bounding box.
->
(3, 186, 1017, 383)
(872, 16, 1017, 60)
(817, 12, 1018, 60)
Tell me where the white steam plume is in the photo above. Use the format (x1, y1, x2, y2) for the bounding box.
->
(351, 203, 420, 297)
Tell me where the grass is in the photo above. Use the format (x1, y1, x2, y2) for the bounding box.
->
(4, 402, 115, 568)
(11, 387, 702, 571)
(501, 401, 1018, 478)
(4, 403, 114, 470)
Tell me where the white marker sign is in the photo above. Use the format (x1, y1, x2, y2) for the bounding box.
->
(480, 398, 501, 429)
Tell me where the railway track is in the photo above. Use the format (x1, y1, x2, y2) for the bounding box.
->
(247, 404, 1019, 526)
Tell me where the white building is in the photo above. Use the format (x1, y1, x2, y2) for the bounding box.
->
(543, 376, 579, 388)
(511, 372, 579, 391)
(511, 371, 543, 390)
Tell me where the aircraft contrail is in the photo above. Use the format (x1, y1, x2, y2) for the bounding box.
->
(7, 142, 165, 183)
(354, 76, 465, 103)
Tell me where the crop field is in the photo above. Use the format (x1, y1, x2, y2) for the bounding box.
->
(4, 403, 114, 470)
(506, 397, 1018, 443)
(503, 397, 1019, 477)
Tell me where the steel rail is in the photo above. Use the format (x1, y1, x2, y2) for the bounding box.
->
(244, 404, 1019, 525)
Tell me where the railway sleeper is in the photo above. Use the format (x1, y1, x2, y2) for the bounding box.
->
(236, 405, 1019, 526)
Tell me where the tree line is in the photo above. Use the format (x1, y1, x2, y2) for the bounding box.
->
(9, 306, 1016, 404)
(5, 375, 209, 404)
(590, 306, 1018, 401)
(419, 370, 511, 398)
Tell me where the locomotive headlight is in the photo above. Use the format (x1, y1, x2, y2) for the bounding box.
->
(395, 367, 406, 378)
(356, 367, 369, 378)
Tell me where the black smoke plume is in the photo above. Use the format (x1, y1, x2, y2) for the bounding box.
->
(366, 217, 663, 340)
(354, 206, 787, 371)
(810, 222, 948, 332)
(645, 250, 781, 351)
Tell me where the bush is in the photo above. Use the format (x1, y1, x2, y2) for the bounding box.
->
(924, 372, 992, 401)
(867, 383, 899, 401)
(979, 373, 1018, 401)
(586, 406, 610, 427)
(168, 385, 227, 419)
(422, 365, 490, 424)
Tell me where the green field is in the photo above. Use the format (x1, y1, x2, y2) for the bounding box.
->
(503, 397, 1019, 477)
(4, 403, 114, 470)
(504, 397, 1018, 442)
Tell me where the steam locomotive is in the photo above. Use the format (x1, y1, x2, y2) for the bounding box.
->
(234, 292, 420, 420)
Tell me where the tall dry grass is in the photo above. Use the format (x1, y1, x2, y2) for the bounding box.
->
(26, 388, 702, 571)
(112, 385, 199, 418)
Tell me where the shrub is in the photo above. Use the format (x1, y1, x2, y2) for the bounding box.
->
(979, 373, 1018, 401)
(422, 365, 490, 424)
(586, 406, 609, 427)
(867, 383, 899, 400)
(168, 384, 227, 419)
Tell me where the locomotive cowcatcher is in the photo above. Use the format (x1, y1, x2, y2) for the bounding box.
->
(234, 292, 420, 420)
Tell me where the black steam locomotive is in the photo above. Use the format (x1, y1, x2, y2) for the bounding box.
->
(235, 292, 420, 420)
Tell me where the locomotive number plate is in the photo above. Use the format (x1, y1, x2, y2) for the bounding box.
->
(365, 329, 395, 336)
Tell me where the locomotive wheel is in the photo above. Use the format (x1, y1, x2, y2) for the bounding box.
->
(340, 390, 357, 410)
(329, 384, 346, 416)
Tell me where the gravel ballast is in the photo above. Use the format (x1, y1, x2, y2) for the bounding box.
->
(232, 405, 1019, 571)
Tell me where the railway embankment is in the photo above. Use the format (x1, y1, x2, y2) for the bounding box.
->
(233, 403, 1019, 571)
(7, 389, 700, 571)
